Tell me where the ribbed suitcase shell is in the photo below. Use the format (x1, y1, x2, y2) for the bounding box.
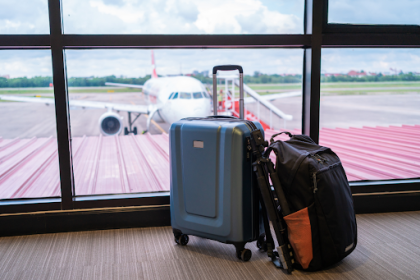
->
(170, 118, 263, 246)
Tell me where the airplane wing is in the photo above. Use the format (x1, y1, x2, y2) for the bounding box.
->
(0, 95, 151, 114)
(244, 91, 301, 103)
(105, 82, 143, 89)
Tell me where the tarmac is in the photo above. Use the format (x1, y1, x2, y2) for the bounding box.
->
(0, 91, 419, 138)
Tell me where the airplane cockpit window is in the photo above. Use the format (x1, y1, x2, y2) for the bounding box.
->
(173, 92, 179, 99)
(168, 92, 175, 100)
(193, 92, 203, 99)
(202, 91, 210, 98)
(180, 92, 192, 99)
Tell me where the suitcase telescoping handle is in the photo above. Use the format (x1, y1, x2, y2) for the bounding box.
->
(212, 65, 244, 119)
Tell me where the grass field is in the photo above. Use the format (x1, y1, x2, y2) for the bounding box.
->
(0, 87, 141, 94)
(245, 81, 420, 96)
(1, 81, 420, 97)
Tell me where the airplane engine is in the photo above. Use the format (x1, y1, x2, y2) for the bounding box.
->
(99, 112, 123, 136)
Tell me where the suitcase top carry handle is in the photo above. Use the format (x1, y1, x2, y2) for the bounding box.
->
(207, 115, 237, 119)
(212, 65, 244, 119)
(212, 65, 243, 74)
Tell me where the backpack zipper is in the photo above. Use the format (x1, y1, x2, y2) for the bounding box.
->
(312, 153, 328, 164)
(312, 173, 318, 193)
(312, 162, 342, 194)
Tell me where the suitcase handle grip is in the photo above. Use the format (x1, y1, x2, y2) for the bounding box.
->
(212, 65, 244, 119)
(212, 65, 243, 74)
(207, 115, 238, 119)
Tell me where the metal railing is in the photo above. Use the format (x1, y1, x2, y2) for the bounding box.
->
(215, 76, 293, 129)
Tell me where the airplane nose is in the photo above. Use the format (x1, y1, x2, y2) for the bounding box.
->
(180, 100, 210, 118)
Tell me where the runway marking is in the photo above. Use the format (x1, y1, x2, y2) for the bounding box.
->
(143, 114, 167, 134)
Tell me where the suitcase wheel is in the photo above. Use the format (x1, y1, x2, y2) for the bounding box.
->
(256, 234, 267, 251)
(237, 249, 252, 262)
(175, 234, 189, 246)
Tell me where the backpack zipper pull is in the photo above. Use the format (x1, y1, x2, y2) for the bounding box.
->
(312, 173, 318, 193)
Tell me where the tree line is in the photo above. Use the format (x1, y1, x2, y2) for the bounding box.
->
(0, 73, 301, 88)
(0, 75, 151, 88)
(321, 72, 420, 83)
(1, 72, 420, 88)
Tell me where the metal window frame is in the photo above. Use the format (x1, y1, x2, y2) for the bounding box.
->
(0, 0, 419, 215)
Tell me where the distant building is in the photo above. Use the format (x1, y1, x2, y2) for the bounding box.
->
(191, 70, 209, 77)
(0, 74, 10, 79)
(324, 73, 342, 77)
(347, 70, 367, 77)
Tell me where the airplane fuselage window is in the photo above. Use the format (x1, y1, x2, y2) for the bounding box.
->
(173, 92, 179, 99)
(193, 92, 203, 99)
(180, 92, 192, 99)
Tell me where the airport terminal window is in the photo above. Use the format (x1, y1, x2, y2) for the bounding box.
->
(0, 0, 50, 34)
(319, 48, 420, 182)
(1, 0, 418, 213)
(328, 0, 420, 25)
(63, 48, 302, 196)
(0, 50, 61, 200)
(62, 0, 304, 34)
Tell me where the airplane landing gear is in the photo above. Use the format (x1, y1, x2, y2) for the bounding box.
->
(124, 112, 141, 135)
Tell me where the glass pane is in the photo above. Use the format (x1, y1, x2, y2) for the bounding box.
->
(328, 0, 420, 25)
(193, 92, 203, 99)
(180, 92, 192, 99)
(65, 48, 302, 196)
(320, 48, 420, 182)
(0, 50, 60, 199)
(63, 0, 304, 34)
(0, 0, 50, 34)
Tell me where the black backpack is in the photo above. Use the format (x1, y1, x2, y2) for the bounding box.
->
(265, 132, 357, 271)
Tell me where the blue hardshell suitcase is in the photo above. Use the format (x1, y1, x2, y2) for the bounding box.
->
(170, 65, 264, 261)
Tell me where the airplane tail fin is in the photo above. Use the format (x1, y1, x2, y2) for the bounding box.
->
(151, 50, 158, 79)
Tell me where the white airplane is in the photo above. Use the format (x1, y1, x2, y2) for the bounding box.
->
(0, 51, 212, 136)
(0, 51, 302, 135)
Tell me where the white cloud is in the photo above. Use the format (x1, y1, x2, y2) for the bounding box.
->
(328, 0, 420, 25)
(0, 50, 52, 78)
(2, 49, 419, 79)
(62, 0, 302, 34)
(322, 49, 420, 74)
(0, 0, 49, 34)
(64, 49, 303, 77)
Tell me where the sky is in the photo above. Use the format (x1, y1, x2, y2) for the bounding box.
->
(0, 0, 419, 78)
